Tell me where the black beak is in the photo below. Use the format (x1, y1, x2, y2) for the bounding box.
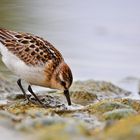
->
(64, 89, 71, 106)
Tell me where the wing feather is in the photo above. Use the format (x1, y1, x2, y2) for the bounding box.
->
(0, 28, 63, 66)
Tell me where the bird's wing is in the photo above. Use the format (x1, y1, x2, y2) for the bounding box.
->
(0, 28, 63, 66)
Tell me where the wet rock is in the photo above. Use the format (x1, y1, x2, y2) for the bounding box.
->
(118, 98, 140, 112)
(0, 110, 22, 122)
(103, 108, 137, 120)
(0, 110, 22, 132)
(0, 78, 139, 140)
(93, 114, 140, 140)
(7, 93, 25, 100)
(86, 100, 132, 115)
(0, 75, 18, 94)
(29, 94, 65, 108)
(67, 112, 102, 129)
(70, 80, 131, 105)
(85, 98, 140, 122)
(71, 91, 97, 105)
(17, 117, 65, 131)
(6, 101, 49, 116)
(34, 118, 91, 140)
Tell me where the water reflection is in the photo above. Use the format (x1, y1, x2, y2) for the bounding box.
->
(0, 0, 140, 81)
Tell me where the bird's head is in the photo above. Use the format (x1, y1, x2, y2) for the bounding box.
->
(50, 61, 73, 105)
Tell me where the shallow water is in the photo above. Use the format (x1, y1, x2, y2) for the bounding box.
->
(0, 0, 140, 81)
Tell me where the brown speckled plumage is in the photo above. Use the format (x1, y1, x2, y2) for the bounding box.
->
(0, 28, 63, 66)
(0, 28, 73, 106)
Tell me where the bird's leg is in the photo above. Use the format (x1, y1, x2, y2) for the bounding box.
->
(28, 85, 46, 108)
(64, 89, 71, 106)
(17, 79, 30, 101)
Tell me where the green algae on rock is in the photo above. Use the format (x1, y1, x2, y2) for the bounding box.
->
(93, 114, 140, 140)
(103, 108, 137, 120)
(70, 80, 131, 105)
(0, 77, 140, 140)
(117, 98, 140, 112)
(35, 118, 91, 140)
(86, 100, 131, 114)
(71, 91, 97, 105)
(85, 99, 140, 121)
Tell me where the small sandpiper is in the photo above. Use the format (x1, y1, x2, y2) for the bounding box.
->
(0, 28, 73, 106)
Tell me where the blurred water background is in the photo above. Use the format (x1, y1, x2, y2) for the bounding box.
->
(0, 0, 140, 81)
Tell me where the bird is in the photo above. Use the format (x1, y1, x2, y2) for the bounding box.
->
(0, 28, 73, 106)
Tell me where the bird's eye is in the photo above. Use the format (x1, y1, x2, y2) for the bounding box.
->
(61, 81, 66, 87)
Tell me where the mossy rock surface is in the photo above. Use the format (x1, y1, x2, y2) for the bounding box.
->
(93, 114, 140, 140)
(0, 77, 140, 140)
(34, 119, 91, 140)
(71, 80, 131, 97)
(71, 91, 97, 105)
(86, 100, 131, 114)
(103, 108, 137, 120)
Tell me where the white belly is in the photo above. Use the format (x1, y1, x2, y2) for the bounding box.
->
(0, 43, 46, 86)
